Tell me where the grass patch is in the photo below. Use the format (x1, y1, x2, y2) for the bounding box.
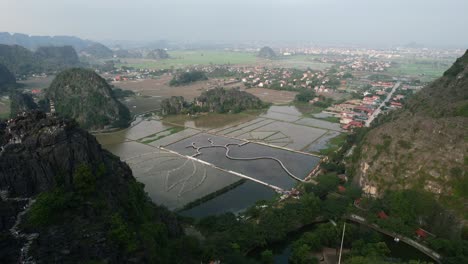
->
(319, 133, 347, 156)
(386, 57, 455, 81)
(163, 111, 261, 129)
(0, 97, 10, 119)
(0, 112, 9, 119)
(317, 116, 340, 123)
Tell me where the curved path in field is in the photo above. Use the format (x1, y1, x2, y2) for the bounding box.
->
(186, 138, 306, 183)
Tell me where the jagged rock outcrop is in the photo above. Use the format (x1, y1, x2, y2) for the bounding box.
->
(352, 51, 468, 217)
(46, 68, 131, 130)
(0, 111, 185, 263)
(257, 46, 276, 59)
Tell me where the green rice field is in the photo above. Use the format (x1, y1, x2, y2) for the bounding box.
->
(116, 50, 333, 70)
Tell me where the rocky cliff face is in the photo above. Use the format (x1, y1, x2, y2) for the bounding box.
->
(353, 51, 468, 217)
(46, 68, 131, 130)
(0, 111, 184, 263)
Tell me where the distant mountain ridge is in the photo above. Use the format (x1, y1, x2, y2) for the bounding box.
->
(80, 43, 114, 58)
(0, 44, 80, 75)
(0, 32, 96, 51)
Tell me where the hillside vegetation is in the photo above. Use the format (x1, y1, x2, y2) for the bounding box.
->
(80, 43, 114, 58)
(146, 49, 169, 59)
(0, 63, 16, 93)
(0, 112, 198, 263)
(46, 68, 131, 130)
(351, 50, 468, 220)
(169, 70, 208, 86)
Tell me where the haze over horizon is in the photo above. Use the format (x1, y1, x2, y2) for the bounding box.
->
(1, 0, 468, 48)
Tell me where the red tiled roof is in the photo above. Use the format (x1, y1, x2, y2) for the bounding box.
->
(415, 228, 428, 238)
(378, 211, 388, 219)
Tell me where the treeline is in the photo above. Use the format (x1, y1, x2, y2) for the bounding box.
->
(161, 87, 269, 115)
(169, 70, 208, 86)
(295, 89, 336, 108)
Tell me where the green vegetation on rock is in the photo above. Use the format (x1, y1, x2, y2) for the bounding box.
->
(0, 63, 16, 93)
(351, 50, 468, 228)
(169, 70, 208, 86)
(161, 87, 269, 115)
(0, 44, 80, 75)
(46, 68, 131, 129)
(9, 91, 38, 117)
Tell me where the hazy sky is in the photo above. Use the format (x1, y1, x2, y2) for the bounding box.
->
(1, 0, 467, 47)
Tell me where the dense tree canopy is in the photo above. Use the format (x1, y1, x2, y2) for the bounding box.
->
(161, 87, 268, 115)
(257, 47, 276, 59)
(169, 70, 208, 86)
(0, 63, 16, 93)
(295, 89, 316, 102)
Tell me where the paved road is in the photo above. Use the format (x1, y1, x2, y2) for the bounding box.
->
(365, 82, 401, 127)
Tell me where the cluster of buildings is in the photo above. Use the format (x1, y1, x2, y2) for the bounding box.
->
(236, 66, 345, 92)
(322, 82, 407, 130)
(338, 58, 391, 72)
(99, 67, 171, 83)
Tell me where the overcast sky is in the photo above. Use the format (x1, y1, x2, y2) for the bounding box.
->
(1, 0, 467, 47)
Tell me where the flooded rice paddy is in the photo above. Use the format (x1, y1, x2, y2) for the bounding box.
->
(96, 105, 344, 217)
